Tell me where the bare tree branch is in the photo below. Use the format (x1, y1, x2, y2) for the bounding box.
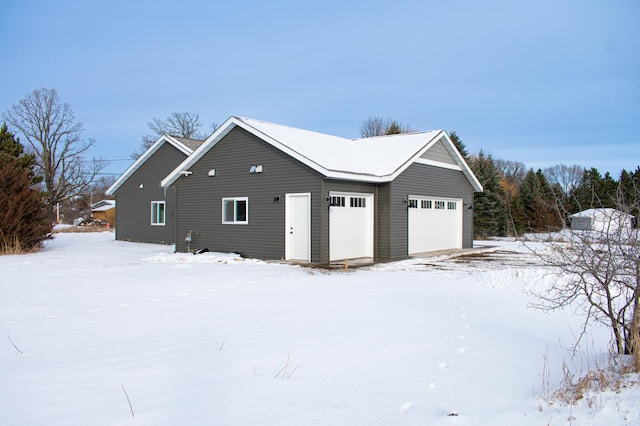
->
(3, 88, 105, 222)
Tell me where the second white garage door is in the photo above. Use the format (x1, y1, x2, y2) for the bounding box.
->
(408, 196, 463, 254)
(329, 192, 374, 261)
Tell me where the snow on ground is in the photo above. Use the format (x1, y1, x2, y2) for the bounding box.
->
(1, 232, 639, 425)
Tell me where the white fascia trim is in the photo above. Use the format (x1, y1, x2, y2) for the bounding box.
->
(414, 158, 463, 171)
(161, 117, 239, 187)
(413, 132, 483, 192)
(106, 135, 194, 195)
(233, 118, 331, 177)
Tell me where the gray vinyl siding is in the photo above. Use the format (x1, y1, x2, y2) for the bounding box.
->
(173, 127, 324, 261)
(376, 183, 392, 259)
(113, 143, 186, 244)
(389, 163, 475, 258)
(420, 140, 457, 165)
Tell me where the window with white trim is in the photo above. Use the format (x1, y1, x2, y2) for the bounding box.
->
(435, 201, 446, 209)
(447, 201, 457, 210)
(222, 197, 248, 224)
(421, 200, 433, 209)
(151, 201, 166, 225)
(408, 199, 418, 208)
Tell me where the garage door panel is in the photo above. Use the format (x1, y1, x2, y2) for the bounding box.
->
(408, 197, 462, 254)
(329, 193, 373, 261)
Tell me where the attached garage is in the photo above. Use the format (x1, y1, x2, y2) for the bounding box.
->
(408, 196, 463, 254)
(329, 192, 374, 261)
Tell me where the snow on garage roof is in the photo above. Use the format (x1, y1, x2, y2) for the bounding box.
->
(161, 116, 482, 191)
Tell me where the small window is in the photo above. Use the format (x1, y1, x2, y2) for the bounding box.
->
(420, 200, 433, 209)
(222, 197, 248, 224)
(350, 197, 367, 208)
(151, 201, 166, 225)
(329, 196, 345, 207)
(408, 199, 418, 208)
(435, 201, 446, 210)
(447, 201, 457, 210)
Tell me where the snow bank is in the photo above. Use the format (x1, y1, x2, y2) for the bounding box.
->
(0, 232, 637, 425)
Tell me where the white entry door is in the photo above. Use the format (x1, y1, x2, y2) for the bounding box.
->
(285, 193, 311, 262)
(408, 196, 463, 254)
(329, 192, 374, 261)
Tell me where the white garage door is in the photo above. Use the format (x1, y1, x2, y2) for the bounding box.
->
(408, 196, 463, 254)
(329, 192, 374, 261)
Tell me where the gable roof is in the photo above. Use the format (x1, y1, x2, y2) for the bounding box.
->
(91, 199, 116, 211)
(570, 208, 634, 219)
(106, 134, 204, 195)
(161, 116, 482, 191)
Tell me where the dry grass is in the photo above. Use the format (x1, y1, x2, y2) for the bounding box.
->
(0, 235, 44, 255)
(551, 357, 639, 407)
(53, 224, 114, 234)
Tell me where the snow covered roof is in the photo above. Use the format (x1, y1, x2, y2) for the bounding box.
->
(91, 200, 115, 212)
(569, 208, 633, 219)
(161, 116, 482, 191)
(106, 134, 204, 195)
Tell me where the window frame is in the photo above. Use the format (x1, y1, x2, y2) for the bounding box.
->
(222, 197, 249, 225)
(151, 201, 166, 226)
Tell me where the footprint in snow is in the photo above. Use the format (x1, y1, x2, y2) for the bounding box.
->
(400, 402, 413, 413)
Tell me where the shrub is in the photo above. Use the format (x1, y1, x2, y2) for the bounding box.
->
(0, 159, 52, 253)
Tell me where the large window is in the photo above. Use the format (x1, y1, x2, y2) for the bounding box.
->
(222, 197, 248, 224)
(151, 201, 166, 225)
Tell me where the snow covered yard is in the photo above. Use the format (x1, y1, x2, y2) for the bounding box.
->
(1, 232, 638, 425)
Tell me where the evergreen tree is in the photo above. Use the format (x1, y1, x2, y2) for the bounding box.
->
(0, 125, 52, 253)
(448, 131, 469, 161)
(469, 151, 508, 238)
(0, 123, 40, 184)
(515, 169, 562, 232)
(386, 121, 402, 135)
(572, 168, 618, 210)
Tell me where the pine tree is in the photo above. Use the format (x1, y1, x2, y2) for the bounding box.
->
(572, 168, 618, 210)
(469, 151, 508, 238)
(0, 123, 40, 184)
(0, 124, 51, 253)
(448, 131, 469, 161)
(515, 169, 562, 232)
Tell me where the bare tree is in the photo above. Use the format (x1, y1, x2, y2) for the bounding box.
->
(360, 116, 413, 138)
(529, 184, 640, 370)
(3, 88, 104, 222)
(133, 112, 217, 158)
(544, 164, 584, 198)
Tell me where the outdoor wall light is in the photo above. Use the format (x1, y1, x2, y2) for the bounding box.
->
(273, 196, 281, 202)
(139, 183, 144, 189)
(249, 165, 263, 173)
(208, 169, 216, 177)
(402, 199, 408, 206)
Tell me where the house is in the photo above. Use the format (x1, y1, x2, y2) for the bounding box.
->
(157, 116, 482, 264)
(91, 199, 116, 225)
(106, 135, 204, 244)
(569, 208, 634, 232)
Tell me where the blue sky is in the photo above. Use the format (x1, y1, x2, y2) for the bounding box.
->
(1, 0, 638, 178)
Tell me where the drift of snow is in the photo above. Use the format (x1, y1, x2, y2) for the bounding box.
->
(1, 232, 639, 425)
